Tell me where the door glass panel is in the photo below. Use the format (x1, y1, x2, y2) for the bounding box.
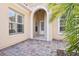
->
(35, 26, 38, 32)
(41, 21, 44, 31)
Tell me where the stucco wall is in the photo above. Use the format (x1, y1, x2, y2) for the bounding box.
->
(23, 3, 64, 41)
(0, 3, 64, 50)
(0, 3, 31, 50)
(49, 18, 64, 40)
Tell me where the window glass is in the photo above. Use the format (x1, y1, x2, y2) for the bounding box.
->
(60, 15, 65, 33)
(17, 15, 23, 23)
(17, 24, 24, 33)
(9, 23, 16, 34)
(8, 9, 16, 22)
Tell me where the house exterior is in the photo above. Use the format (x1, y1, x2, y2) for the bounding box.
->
(0, 3, 64, 50)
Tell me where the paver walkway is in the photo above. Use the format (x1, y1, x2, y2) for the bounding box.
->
(0, 39, 66, 56)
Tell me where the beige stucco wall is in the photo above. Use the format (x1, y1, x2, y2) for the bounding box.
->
(0, 3, 65, 50)
(49, 18, 64, 40)
(0, 3, 31, 50)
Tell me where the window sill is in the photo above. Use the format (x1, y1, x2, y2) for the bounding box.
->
(9, 32, 24, 35)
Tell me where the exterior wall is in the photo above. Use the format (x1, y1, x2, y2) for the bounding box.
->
(0, 3, 64, 50)
(26, 3, 64, 41)
(0, 3, 31, 50)
(25, 3, 48, 10)
(49, 18, 64, 40)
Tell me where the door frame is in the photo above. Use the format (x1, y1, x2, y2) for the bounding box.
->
(31, 6, 50, 41)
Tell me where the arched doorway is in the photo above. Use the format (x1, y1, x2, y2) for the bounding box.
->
(33, 9, 47, 40)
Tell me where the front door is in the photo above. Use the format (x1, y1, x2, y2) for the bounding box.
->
(39, 20, 44, 35)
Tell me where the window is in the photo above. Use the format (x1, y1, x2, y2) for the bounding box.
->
(9, 9, 16, 34)
(9, 9, 24, 35)
(17, 15, 24, 33)
(58, 15, 65, 34)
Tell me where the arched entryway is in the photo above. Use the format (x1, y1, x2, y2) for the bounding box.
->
(33, 9, 47, 40)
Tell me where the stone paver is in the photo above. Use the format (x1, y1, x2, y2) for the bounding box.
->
(0, 39, 66, 56)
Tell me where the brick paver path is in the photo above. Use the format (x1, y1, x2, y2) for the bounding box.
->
(0, 39, 66, 56)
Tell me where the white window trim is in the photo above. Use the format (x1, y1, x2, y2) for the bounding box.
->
(9, 9, 24, 35)
(58, 17, 63, 35)
(16, 13, 24, 33)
